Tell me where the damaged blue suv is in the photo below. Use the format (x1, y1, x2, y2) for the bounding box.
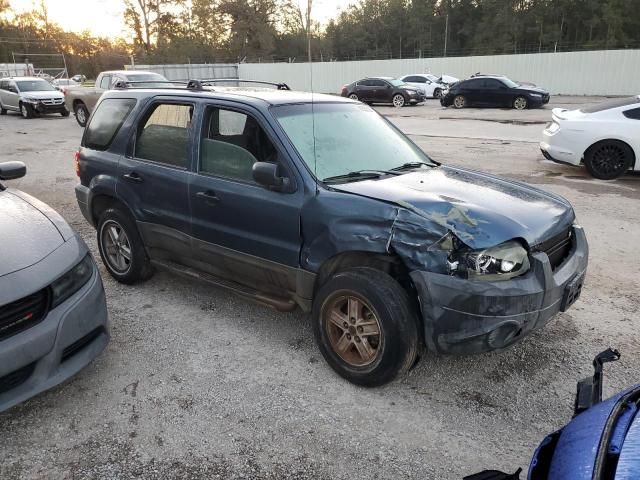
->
(75, 80, 588, 386)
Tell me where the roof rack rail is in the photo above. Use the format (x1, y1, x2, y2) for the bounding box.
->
(112, 80, 188, 89)
(197, 78, 291, 90)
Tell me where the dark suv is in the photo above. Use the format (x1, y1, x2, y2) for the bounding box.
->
(75, 81, 588, 386)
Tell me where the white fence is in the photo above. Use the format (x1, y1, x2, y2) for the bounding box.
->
(130, 50, 640, 96)
(238, 50, 640, 96)
(127, 63, 238, 81)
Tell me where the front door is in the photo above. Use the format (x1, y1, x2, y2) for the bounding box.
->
(117, 99, 195, 263)
(188, 102, 303, 295)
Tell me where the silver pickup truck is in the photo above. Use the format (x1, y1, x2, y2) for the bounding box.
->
(65, 70, 168, 127)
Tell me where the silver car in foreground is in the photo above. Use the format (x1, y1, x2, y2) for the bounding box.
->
(0, 161, 108, 412)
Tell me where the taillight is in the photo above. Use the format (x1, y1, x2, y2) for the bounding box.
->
(74, 151, 81, 177)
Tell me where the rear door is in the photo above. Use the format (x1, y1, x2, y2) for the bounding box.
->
(463, 79, 486, 105)
(0, 79, 9, 109)
(117, 99, 195, 263)
(355, 80, 374, 101)
(188, 101, 304, 295)
(370, 79, 390, 102)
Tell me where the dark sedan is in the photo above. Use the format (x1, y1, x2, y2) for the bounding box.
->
(441, 75, 550, 110)
(341, 77, 425, 107)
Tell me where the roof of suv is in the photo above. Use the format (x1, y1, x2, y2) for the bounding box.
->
(105, 87, 356, 107)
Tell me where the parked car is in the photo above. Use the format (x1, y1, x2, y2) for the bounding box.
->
(52, 78, 79, 94)
(441, 75, 550, 110)
(75, 82, 587, 387)
(541, 96, 640, 180)
(466, 348, 640, 480)
(398, 74, 446, 98)
(340, 77, 425, 107)
(65, 70, 168, 127)
(0, 161, 109, 412)
(71, 74, 86, 83)
(0, 77, 69, 118)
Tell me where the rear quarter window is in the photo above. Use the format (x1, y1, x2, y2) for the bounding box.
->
(83, 98, 136, 151)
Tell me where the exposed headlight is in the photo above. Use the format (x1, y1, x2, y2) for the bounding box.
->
(23, 97, 39, 103)
(529, 93, 542, 98)
(448, 240, 530, 281)
(51, 254, 94, 308)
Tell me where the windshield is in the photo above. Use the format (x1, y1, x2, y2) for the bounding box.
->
(389, 79, 406, 87)
(501, 77, 519, 88)
(271, 102, 433, 181)
(16, 80, 56, 92)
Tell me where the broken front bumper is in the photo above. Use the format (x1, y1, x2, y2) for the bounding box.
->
(410, 226, 588, 354)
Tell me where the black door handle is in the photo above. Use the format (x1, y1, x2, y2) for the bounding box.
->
(123, 172, 143, 183)
(196, 190, 220, 204)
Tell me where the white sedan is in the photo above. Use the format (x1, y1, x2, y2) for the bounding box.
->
(540, 96, 640, 179)
(398, 74, 448, 98)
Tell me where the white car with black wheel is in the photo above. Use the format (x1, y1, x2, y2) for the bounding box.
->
(399, 74, 448, 98)
(540, 96, 640, 179)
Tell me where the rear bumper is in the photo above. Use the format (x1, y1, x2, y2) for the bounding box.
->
(0, 239, 109, 412)
(411, 226, 588, 355)
(540, 138, 582, 166)
(75, 184, 93, 226)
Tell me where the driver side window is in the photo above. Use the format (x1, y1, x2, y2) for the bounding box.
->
(200, 107, 278, 183)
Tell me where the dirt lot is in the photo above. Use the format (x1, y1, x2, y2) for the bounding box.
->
(1, 96, 639, 479)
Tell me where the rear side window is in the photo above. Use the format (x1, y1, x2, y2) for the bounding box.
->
(83, 98, 136, 151)
(623, 108, 640, 120)
(99, 75, 112, 89)
(581, 97, 640, 113)
(135, 103, 193, 169)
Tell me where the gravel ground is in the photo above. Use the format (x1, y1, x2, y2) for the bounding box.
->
(1, 96, 639, 479)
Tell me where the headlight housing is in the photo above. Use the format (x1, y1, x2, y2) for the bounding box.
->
(51, 254, 94, 308)
(23, 97, 39, 104)
(448, 239, 530, 281)
(529, 93, 542, 98)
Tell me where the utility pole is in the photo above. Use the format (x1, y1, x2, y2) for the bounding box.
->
(307, 0, 312, 64)
(444, 13, 449, 57)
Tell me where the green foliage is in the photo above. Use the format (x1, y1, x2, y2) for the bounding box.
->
(0, 0, 637, 73)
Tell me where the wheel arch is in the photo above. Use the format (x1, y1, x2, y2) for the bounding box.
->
(90, 191, 136, 227)
(583, 138, 637, 168)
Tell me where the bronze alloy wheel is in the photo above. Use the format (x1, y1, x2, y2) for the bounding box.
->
(323, 292, 383, 367)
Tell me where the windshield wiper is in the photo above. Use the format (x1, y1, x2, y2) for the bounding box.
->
(390, 162, 434, 171)
(322, 169, 400, 184)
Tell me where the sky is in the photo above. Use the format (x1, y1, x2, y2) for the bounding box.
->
(9, 0, 347, 39)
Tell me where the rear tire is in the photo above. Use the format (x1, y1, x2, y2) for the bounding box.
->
(584, 140, 633, 180)
(97, 207, 154, 284)
(74, 102, 89, 127)
(0, 103, 6, 115)
(312, 267, 419, 387)
(348, 93, 359, 101)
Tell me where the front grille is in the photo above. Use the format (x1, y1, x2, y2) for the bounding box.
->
(61, 327, 105, 363)
(0, 289, 49, 341)
(40, 98, 64, 105)
(535, 228, 573, 270)
(0, 362, 35, 394)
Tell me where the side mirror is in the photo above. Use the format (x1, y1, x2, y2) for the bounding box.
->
(8, 86, 17, 93)
(0, 161, 26, 180)
(252, 162, 286, 190)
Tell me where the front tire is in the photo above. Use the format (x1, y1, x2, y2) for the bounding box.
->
(74, 102, 89, 127)
(312, 267, 419, 387)
(392, 94, 406, 108)
(513, 96, 528, 110)
(61, 107, 70, 117)
(348, 93, 359, 101)
(97, 207, 154, 284)
(453, 95, 466, 109)
(433, 88, 442, 99)
(0, 103, 6, 115)
(20, 103, 33, 119)
(584, 140, 633, 180)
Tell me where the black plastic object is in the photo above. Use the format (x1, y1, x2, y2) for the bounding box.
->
(463, 468, 522, 479)
(198, 78, 291, 90)
(574, 348, 621, 416)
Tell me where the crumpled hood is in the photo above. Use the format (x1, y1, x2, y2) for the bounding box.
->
(0, 190, 65, 277)
(332, 166, 574, 249)
(20, 90, 64, 100)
